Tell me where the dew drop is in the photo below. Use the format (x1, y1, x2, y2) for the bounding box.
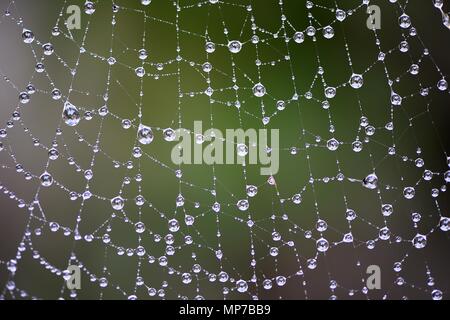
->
(252, 83, 266, 97)
(228, 40, 242, 53)
(237, 199, 249, 211)
(349, 74, 364, 89)
(412, 233, 427, 249)
(62, 101, 81, 127)
(111, 196, 124, 211)
(22, 29, 34, 44)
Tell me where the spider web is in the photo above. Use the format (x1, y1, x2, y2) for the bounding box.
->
(0, 0, 449, 300)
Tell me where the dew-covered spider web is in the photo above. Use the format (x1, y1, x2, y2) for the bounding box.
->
(0, 0, 449, 300)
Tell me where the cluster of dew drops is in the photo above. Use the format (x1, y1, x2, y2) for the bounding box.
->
(2, 0, 449, 300)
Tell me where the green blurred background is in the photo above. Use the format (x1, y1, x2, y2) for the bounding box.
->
(0, 0, 449, 300)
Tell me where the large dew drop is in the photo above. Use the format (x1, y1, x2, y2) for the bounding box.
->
(228, 40, 242, 53)
(22, 29, 35, 44)
(412, 234, 427, 249)
(237, 199, 249, 211)
(252, 83, 266, 97)
(62, 101, 81, 127)
(137, 124, 154, 145)
(84, 1, 96, 14)
(40, 172, 53, 187)
(316, 238, 329, 252)
(349, 74, 364, 89)
(111, 196, 125, 211)
(236, 280, 248, 293)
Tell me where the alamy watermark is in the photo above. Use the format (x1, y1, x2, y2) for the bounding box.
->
(170, 121, 279, 176)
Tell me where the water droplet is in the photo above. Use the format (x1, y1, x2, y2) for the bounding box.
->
(269, 247, 279, 257)
(107, 57, 116, 65)
(163, 128, 176, 141)
(237, 199, 249, 211)
(412, 234, 427, 249)
(42, 43, 54, 55)
(135, 222, 145, 234)
(439, 217, 449, 232)
(237, 143, 248, 156)
(137, 125, 154, 145)
(276, 276, 286, 286)
(99, 277, 108, 288)
(316, 238, 329, 252)
(51, 88, 62, 100)
(22, 29, 34, 44)
(19, 92, 30, 104)
(246, 185, 258, 197)
(263, 279, 272, 290)
(322, 25, 334, 39)
(336, 9, 346, 21)
(346, 209, 357, 221)
(343, 233, 353, 243)
(437, 78, 448, 91)
(349, 74, 364, 89)
(403, 187, 415, 199)
(185, 215, 195, 226)
(135, 67, 146, 77)
(138, 49, 148, 60)
(327, 138, 339, 151)
(111, 196, 124, 210)
(48, 148, 59, 160)
(379, 227, 391, 240)
(228, 40, 242, 53)
(202, 62, 212, 73)
(84, 1, 96, 15)
(409, 64, 420, 75)
(40, 172, 53, 187)
(325, 87, 336, 99)
(122, 119, 132, 129)
(63, 101, 81, 127)
(391, 92, 402, 106)
(352, 140, 363, 152)
(276, 100, 286, 110)
(205, 42, 216, 53)
(363, 173, 378, 189)
(316, 219, 328, 232)
(432, 289, 443, 300)
(168, 219, 180, 232)
(176, 194, 185, 207)
(7, 260, 17, 273)
(382, 204, 393, 217)
(292, 194, 302, 204)
(293, 31, 305, 43)
(306, 26, 316, 37)
(236, 280, 248, 293)
(252, 83, 266, 97)
(182, 273, 192, 284)
(411, 212, 421, 223)
(212, 202, 221, 213)
(399, 14, 411, 29)
(84, 170, 93, 180)
(49, 222, 60, 232)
